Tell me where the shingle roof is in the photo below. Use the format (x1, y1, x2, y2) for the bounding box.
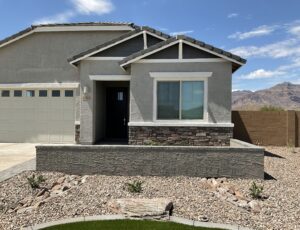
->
(68, 26, 172, 65)
(119, 35, 247, 68)
(0, 22, 135, 48)
(33, 22, 133, 27)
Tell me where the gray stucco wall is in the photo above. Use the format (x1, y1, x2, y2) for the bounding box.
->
(0, 31, 128, 83)
(0, 30, 130, 123)
(130, 62, 232, 123)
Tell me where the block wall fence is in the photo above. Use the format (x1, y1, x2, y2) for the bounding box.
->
(232, 110, 300, 147)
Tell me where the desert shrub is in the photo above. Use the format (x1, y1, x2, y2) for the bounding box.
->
(260, 105, 284, 111)
(249, 182, 263, 199)
(125, 180, 143, 193)
(27, 174, 45, 190)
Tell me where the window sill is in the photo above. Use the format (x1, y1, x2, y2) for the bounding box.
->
(128, 122, 234, 127)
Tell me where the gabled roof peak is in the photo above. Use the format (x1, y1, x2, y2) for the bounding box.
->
(68, 26, 171, 65)
(119, 35, 247, 69)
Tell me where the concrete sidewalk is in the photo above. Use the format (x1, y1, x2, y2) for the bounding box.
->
(0, 143, 36, 182)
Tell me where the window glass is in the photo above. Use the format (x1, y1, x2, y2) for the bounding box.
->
(117, 92, 123, 101)
(181, 81, 204, 119)
(65, 90, 73, 97)
(52, 90, 60, 97)
(26, 90, 35, 97)
(14, 90, 22, 97)
(39, 90, 48, 97)
(1, 90, 10, 97)
(157, 82, 180, 119)
(156, 81, 205, 120)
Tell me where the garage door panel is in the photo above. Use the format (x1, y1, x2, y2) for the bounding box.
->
(0, 89, 76, 143)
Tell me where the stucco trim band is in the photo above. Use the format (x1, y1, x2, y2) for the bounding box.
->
(128, 122, 234, 127)
(0, 83, 79, 89)
(89, 75, 131, 81)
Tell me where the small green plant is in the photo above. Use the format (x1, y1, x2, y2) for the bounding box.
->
(249, 182, 263, 199)
(125, 180, 143, 193)
(260, 105, 284, 111)
(27, 174, 45, 190)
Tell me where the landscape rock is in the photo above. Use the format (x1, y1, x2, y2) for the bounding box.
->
(57, 177, 65, 184)
(249, 200, 261, 213)
(238, 200, 250, 211)
(81, 175, 89, 184)
(51, 184, 62, 191)
(109, 198, 173, 218)
(37, 188, 47, 197)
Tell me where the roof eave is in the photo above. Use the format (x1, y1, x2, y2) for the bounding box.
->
(0, 22, 136, 50)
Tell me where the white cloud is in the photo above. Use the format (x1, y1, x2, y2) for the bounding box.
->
(72, 0, 114, 15)
(228, 25, 276, 40)
(34, 0, 114, 24)
(239, 69, 286, 80)
(227, 13, 238, 18)
(288, 25, 300, 37)
(170, 30, 194, 36)
(230, 39, 300, 58)
(278, 58, 300, 71)
(33, 11, 75, 24)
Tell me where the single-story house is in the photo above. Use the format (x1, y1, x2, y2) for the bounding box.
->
(0, 22, 246, 146)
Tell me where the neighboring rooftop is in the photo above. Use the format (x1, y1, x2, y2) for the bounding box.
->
(0, 22, 136, 48)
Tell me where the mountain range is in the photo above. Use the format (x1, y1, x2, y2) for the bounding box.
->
(232, 82, 300, 110)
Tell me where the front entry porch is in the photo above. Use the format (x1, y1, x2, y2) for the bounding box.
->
(95, 81, 130, 144)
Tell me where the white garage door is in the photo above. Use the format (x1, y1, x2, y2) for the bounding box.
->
(0, 87, 76, 143)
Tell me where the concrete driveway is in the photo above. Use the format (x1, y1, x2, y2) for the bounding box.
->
(0, 143, 36, 172)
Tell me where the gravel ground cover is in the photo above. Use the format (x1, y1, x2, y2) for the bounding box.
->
(0, 146, 299, 230)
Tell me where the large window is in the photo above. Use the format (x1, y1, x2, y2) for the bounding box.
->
(157, 81, 204, 120)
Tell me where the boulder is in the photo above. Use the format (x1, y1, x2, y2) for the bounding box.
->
(108, 198, 173, 218)
(238, 200, 250, 211)
(57, 177, 65, 184)
(36, 188, 48, 197)
(249, 200, 261, 213)
(51, 184, 62, 191)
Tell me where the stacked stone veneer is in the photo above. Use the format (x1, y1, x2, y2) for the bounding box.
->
(36, 141, 265, 179)
(128, 126, 232, 146)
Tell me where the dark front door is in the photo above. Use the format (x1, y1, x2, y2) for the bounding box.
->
(106, 87, 128, 140)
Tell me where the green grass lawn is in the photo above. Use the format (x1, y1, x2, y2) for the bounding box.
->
(41, 220, 226, 230)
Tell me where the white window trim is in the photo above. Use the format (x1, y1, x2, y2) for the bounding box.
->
(151, 72, 210, 123)
(128, 121, 234, 127)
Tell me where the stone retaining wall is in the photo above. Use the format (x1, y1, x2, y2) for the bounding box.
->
(36, 140, 264, 178)
(128, 126, 232, 146)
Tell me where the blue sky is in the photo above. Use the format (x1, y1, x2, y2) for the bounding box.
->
(0, 0, 300, 91)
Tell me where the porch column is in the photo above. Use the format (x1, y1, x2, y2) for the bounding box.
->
(79, 64, 96, 145)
